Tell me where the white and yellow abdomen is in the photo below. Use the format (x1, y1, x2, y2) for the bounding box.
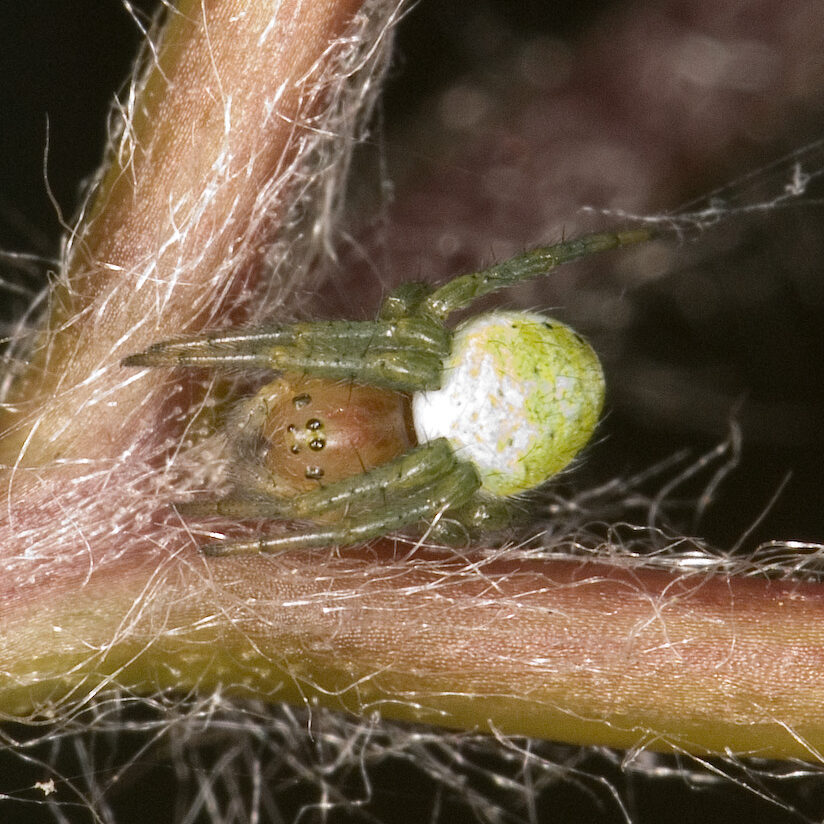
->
(412, 311, 604, 497)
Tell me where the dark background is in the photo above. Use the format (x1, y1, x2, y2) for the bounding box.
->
(1, 1, 823, 822)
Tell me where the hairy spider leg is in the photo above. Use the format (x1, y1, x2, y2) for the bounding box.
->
(178, 437, 457, 521)
(122, 318, 450, 391)
(200, 457, 481, 555)
(122, 228, 651, 390)
(426, 493, 521, 545)
(420, 228, 652, 320)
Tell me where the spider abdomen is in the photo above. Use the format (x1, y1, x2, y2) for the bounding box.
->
(412, 311, 604, 497)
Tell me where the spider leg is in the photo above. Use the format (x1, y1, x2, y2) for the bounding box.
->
(436, 493, 520, 539)
(200, 456, 481, 555)
(122, 317, 450, 391)
(179, 438, 457, 521)
(284, 438, 458, 518)
(420, 228, 652, 321)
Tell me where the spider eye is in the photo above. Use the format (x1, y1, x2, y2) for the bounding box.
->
(412, 311, 604, 496)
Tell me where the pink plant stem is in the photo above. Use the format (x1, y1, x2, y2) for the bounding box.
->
(1, 0, 823, 763)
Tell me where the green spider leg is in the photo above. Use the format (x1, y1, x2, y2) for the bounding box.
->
(181, 436, 520, 551)
(418, 227, 651, 321)
(123, 317, 450, 391)
(196, 447, 481, 555)
(122, 227, 652, 389)
(180, 437, 459, 521)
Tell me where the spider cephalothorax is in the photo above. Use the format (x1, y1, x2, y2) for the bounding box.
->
(123, 228, 649, 554)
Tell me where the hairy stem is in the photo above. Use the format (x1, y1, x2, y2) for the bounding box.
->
(1, 0, 823, 767)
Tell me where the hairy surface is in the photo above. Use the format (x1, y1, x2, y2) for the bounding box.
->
(1, 0, 824, 822)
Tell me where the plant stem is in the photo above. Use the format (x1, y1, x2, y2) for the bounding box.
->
(1, 0, 823, 765)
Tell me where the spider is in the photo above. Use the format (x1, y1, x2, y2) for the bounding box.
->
(123, 228, 650, 555)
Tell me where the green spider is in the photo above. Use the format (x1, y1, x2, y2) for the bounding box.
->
(123, 228, 649, 555)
